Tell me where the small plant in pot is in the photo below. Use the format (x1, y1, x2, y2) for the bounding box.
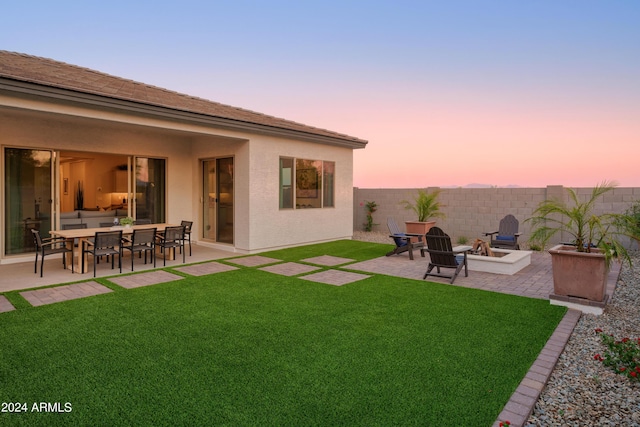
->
(400, 189, 445, 236)
(119, 217, 134, 228)
(526, 181, 633, 302)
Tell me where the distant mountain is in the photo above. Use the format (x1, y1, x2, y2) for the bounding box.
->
(442, 183, 523, 189)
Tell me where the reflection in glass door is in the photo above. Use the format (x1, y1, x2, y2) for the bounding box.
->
(134, 157, 166, 223)
(4, 148, 52, 255)
(203, 158, 233, 244)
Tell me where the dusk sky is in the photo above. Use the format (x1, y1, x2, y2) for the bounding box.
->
(3, 1, 638, 188)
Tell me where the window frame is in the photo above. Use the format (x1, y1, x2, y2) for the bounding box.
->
(279, 157, 335, 210)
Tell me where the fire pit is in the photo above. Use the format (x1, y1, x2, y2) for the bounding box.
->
(466, 248, 532, 275)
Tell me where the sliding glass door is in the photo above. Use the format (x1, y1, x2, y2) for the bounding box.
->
(203, 157, 233, 244)
(4, 148, 53, 255)
(134, 157, 166, 223)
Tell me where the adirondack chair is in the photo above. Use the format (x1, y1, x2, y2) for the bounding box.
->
(385, 217, 425, 260)
(484, 214, 521, 249)
(421, 227, 469, 284)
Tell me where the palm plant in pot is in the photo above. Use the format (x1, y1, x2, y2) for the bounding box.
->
(526, 181, 633, 303)
(400, 189, 445, 236)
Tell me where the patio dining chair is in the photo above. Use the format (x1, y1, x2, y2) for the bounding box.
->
(180, 220, 193, 256)
(156, 225, 185, 266)
(421, 227, 469, 284)
(61, 223, 87, 248)
(31, 229, 73, 277)
(121, 227, 157, 271)
(82, 230, 123, 277)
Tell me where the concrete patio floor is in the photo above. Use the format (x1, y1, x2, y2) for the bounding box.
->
(0, 244, 233, 293)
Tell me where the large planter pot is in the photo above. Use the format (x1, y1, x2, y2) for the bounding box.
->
(405, 221, 436, 242)
(548, 244, 609, 302)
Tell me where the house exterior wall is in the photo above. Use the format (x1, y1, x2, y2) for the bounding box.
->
(1, 92, 358, 259)
(354, 186, 640, 249)
(244, 135, 354, 252)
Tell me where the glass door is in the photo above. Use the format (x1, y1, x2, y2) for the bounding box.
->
(203, 157, 233, 244)
(4, 148, 53, 255)
(133, 157, 166, 223)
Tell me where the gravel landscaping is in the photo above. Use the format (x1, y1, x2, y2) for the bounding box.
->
(527, 253, 640, 426)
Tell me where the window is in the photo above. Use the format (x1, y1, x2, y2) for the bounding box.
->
(279, 157, 335, 209)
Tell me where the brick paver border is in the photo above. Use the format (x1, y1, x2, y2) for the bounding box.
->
(493, 309, 582, 427)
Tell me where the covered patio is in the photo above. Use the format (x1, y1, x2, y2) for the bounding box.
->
(0, 244, 231, 293)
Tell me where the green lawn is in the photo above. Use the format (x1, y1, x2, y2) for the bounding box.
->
(0, 241, 565, 426)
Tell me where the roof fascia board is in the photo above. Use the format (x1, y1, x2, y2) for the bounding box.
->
(0, 78, 367, 149)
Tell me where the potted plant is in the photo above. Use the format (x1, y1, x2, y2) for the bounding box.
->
(400, 189, 445, 236)
(119, 216, 134, 228)
(363, 200, 378, 232)
(526, 181, 633, 302)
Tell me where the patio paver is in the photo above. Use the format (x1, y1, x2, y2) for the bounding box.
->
(175, 262, 239, 276)
(259, 262, 321, 276)
(348, 252, 555, 299)
(301, 255, 355, 266)
(227, 256, 282, 267)
(300, 270, 371, 286)
(20, 281, 112, 307)
(0, 295, 15, 312)
(109, 270, 184, 289)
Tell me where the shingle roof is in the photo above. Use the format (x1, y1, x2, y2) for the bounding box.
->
(0, 51, 367, 147)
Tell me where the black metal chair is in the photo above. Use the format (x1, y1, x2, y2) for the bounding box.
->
(181, 220, 193, 256)
(134, 219, 152, 225)
(31, 229, 73, 277)
(82, 230, 123, 277)
(156, 226, 185, 266)
(61, 223, 87, 247)
(121, 228, 157, 271)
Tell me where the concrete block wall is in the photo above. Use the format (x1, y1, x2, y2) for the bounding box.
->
(354, 186, 640, 249)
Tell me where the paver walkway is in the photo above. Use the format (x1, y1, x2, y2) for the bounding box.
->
(349, 252, 554, 299)
(300, 270, 371, 286)
(109, 270, 184, 289)
(175, 262, 238, 276)
(20, 281, 112, 306)
(259, 262, 321, 276)
(0, 295, 15, 313)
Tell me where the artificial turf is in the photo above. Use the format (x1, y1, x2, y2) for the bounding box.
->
(0, 241, 566, 426)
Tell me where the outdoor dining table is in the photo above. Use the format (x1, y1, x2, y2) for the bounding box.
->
(50, 223, 177, 274)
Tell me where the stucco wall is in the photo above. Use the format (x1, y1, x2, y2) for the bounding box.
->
(354, 186, 640, 248)
(2, 97, 358, 257)
(244, 135, 354, 252)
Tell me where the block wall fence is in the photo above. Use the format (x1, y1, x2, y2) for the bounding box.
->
(353, 186, 640, 249)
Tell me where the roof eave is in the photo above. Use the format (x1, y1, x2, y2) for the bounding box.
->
(0, 78, 368, 149)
